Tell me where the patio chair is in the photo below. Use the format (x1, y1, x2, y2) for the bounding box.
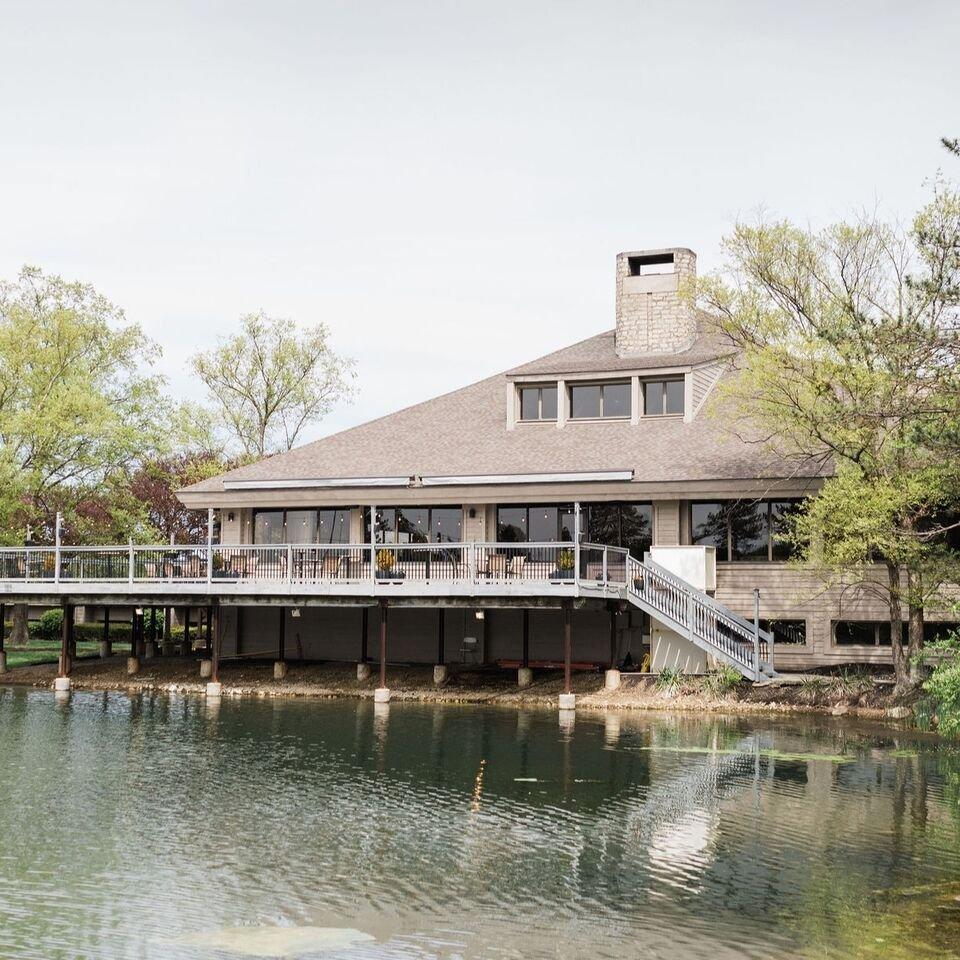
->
(320, 554, 342, 579)
(508, 555, 526, 579)
(488, 554, 508, 580)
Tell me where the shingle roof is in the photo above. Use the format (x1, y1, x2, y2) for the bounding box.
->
(181, 330, 817, 496)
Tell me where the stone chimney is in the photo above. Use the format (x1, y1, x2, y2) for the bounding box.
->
(615, 248, 697, 356)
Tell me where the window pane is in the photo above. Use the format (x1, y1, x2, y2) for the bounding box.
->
(571, 384, 601, 418)
(317, 508, 350, 544)
(397, 507, 429, 543)
(374, 508, 397, 543)
(691, 501, 729, 562)
(520, 387, 539, 421)
(586, 504, 619, 545)
(761, 619, 807, 644)
(835, 621, 878, 646)
(730, 501, 769, 561)
(529, 506, 559, 542)
(253, 511, 284, 545)
(664, 379, 684, 414)
(559, 507, 576, 542)
(603, 382, 631, 418)
(540, 385, 557, 420)
(286, 509, 317, 544)
(620, 503, 653, 559)
(769, 500, 799, 560)
(644, 381, 664, 416)
(430, 508, 462, 543)
(497, 507, 527, 542)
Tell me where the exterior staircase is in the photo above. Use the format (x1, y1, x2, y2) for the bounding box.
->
(621, 554, 776, 681)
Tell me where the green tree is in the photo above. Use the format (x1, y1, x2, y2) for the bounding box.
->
(190, 311, 355, 458)
(0, 266, 190, 642)
(700, 182, 960, 694)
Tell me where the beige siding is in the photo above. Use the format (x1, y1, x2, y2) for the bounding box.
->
(654, 501, 680, 545)
(463, 504, 486, 541)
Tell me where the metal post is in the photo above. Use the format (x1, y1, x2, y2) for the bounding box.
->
(205, 604, 213, 655)
(753, 588, 761, 679)
(562, 601, 572, 695)
(131, 609, 138, 658)
(379, 601, 388, 688)
(360, 606, 369, 663)
(182, 606, 191, 656)
(54, 512, 62, 585)
(206, 508, 214, 585)
(609, 605, 617, 669)
(278, 607, 285, 663)
(522, 608, 529, 669)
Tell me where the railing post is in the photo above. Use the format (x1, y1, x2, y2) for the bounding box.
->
(206, 507, 214, 586)
(370, 505, 377, 591)
(602, 546, 608, 585)
(753, 587, 761, 680)
(54, 511, 62, 585)
(128, 540, 134, 585)
(469, 542, 477, 584)
(574, 502, 581, 594)
(287, 543, 293, 585)
(687, 592, 695, 642)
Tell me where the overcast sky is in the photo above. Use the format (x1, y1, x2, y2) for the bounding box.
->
(1, 0, 957, 442)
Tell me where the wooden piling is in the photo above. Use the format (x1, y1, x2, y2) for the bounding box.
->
(211, 603, 221, 684)
(437, 609, 445, 665)
(182, 606, 191, 655)
(563, 602, 572, 695)
(522, 609, 530, 668)
(609, 605, 617, 669)
(360, 607, 368, 663)
(278, 607, 285, 662)
(59, 603, 73, 678)
(379, 601, 388, 688)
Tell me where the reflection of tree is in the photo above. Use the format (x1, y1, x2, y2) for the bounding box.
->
(693, 504, 730, 549)
(729, 501, 767, 560)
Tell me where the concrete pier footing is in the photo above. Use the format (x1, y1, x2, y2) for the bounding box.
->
(144, 641, 157, 660)
(199, 660, 212, 679)
(161, 641, 174, 657)
(273, 661, 288, 680)
(53, 676, 71, 692)
(99, 641, 111, 659)
(604, 669, 622, 691)
(374, 687, 391, 703)
(126, 657, 140, 675)
(205, 681, 222, 698)
(433, 664, 448, 686)
(558, 692, 576, 710)
(517, 667, 533, 688)
(357, 662, 371, 681)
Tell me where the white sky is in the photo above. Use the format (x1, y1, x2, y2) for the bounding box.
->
(1, 0, 957, 442)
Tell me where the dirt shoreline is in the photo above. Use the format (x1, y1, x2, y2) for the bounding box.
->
(0, 654, 919, 723)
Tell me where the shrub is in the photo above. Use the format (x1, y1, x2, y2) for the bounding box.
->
(702, 664, 742, 698)
(375, 549, 395, 571)
(923, 634, 960, 737)
(556, 549, 575, 571)
(832, 666, 875, 697)
(799, 676, 827, 701)
(35, 609, 64, 642)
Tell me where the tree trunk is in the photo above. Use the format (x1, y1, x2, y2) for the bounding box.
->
(10, 603, 29, 646)
(905, 568, 928, 691)
(888, 563, 909, 695)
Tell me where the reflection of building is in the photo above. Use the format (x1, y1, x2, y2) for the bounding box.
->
(4, 247, 954, 673)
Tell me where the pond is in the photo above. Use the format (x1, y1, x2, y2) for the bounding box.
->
(0, 689, 958, 960)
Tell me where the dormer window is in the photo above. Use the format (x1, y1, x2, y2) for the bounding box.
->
(644, 378, 684, 416)
(570, 381, 631, 419)
(519, 384, 557, 421)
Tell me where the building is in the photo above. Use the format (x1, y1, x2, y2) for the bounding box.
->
(3, 246, 952, 693)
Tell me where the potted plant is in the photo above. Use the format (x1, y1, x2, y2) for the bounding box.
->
(552, 548, 575, 581)
(376, 548, 404, 580)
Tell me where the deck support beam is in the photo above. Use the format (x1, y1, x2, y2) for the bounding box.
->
(100, 607, 111, 658)
(206, 602, 222, 697)
(0, 602, 6, 674)
(181, 606, 191, 656)
(357, 607, 371, 680)
(55, 602, 73, 691)
(375, 600, 390, 702)
(128, 607, 141, 675)
(517, 608, 532, 688)
(274, 607, 287, 680)
(559, 600, 575, 710)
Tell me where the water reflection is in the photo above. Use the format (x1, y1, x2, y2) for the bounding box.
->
(0, 690, 958, 959)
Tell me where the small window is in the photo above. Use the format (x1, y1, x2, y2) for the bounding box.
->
(628, 253, 674, 276)
(644, 379, 684, 416)
(760, 619, 807, 645)
(835, 621, 908, 646)
(570, 381, 631, 419)
(519, 385, 557, 422)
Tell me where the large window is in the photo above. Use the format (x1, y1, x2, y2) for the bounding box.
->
(690, 500, 801, 561)
(835, 621, 960, 646)
(519, 384, 558, 421)
(496, 505, 575, 542)
(253, 508, 351, 544)
(365, 506, 462, 543)
(569, 381, 631, 419)
(644, 379, 684, 416)
(584, 502, 653, 559)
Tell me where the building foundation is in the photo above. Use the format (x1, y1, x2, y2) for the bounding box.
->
(126, 656, 140, 675)
(273, 660, 288, 680)
(374, 687, 391, 703)
(517, 666, 533, 688)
